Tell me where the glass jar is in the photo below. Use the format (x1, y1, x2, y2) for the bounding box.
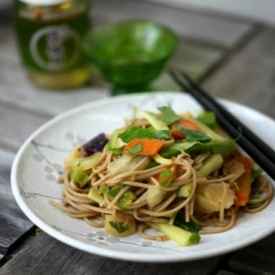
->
(14, 0, 92, 89)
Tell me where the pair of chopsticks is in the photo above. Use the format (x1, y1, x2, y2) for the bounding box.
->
(169, 69, 275, 181)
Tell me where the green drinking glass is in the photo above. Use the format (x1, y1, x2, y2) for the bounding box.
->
(82, 20, 178, 95)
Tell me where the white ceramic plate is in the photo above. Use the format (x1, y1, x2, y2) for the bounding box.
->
(11, 92, 275, 263)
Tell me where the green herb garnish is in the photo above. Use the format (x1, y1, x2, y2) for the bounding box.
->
(154, 130, 172, 140)
(109, 221, 129, 233)
(157, 105, 180, 125)
(126, 142, 143, 155)
(119, 125, 171, 142)
(197, 111, 216, 128)
(177, 126, 211, 143)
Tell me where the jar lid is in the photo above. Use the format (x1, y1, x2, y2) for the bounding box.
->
(19, 0, 71, 5)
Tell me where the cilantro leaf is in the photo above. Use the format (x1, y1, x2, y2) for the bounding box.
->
(119, 126, 171, 142)
(154, 130, 171, 139)
(157, 105, 180, 125)
(126, 142, 143, 154)
(119, 126, 155, 142)
(196, 111, 216, 128)
(177, 126, 211, 143)
(109, 221, 129, 233)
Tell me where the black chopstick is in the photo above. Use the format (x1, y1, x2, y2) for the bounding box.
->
(169, 69, 275, 181)
(178, 70, 275, 163)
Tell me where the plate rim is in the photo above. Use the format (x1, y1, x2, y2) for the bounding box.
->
(11, 91, 275, 263)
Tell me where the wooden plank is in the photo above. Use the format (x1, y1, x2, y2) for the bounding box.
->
(0, 200, 33, 255)
(0, 31, 223, 116)
(0, 213, 31, 257)
(202, 27, 275, 119)
(146, 0, 275, 27)
(0, 147, 33, 255)
(0, 8, 18, 63)
(153, 39, 224, 91)
(228, 232, 275, 275)
(0, 101, 53, 150)
(0, 0, 239, 118)
(0, 231, 224, 275)
(0, 149, 15, 202)
(94, 0, 254, 48)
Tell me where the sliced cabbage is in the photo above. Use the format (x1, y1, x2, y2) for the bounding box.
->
(194, 183, 235, 214)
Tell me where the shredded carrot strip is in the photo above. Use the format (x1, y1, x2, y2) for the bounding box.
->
(172, 118, 202, 139)
(234, 173, 252, 206)
(124, 138, 164, 156)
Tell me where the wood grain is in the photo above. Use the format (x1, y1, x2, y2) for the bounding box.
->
(228, 232, 275, 275)
(0, 101, 53, 150)
(94, 0, 253, 48)
(0, 232, 223, 275)
(203, 27, 275, 119)
(0, 200, 33, 255)
(0, 149, 15, 201)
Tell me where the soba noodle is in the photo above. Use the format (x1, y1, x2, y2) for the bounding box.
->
(50, 106, 273, 245)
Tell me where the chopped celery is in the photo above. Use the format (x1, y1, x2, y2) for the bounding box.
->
(70, 169, 89, 186)
(138, 110, 169, 130)
(66, 152, 101, 170)
(197, 154, 223, 177)
(88, 187, 104, 204)
(156, 223, 200, 246)
(147, 185, 165, 209)
(177, 184, 191, 197)
(194, 119, 225, 142)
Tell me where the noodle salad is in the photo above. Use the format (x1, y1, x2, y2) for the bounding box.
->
(50, 105, 273, 247)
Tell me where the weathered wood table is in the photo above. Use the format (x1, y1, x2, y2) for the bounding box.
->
(1, 0, 275, 274)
